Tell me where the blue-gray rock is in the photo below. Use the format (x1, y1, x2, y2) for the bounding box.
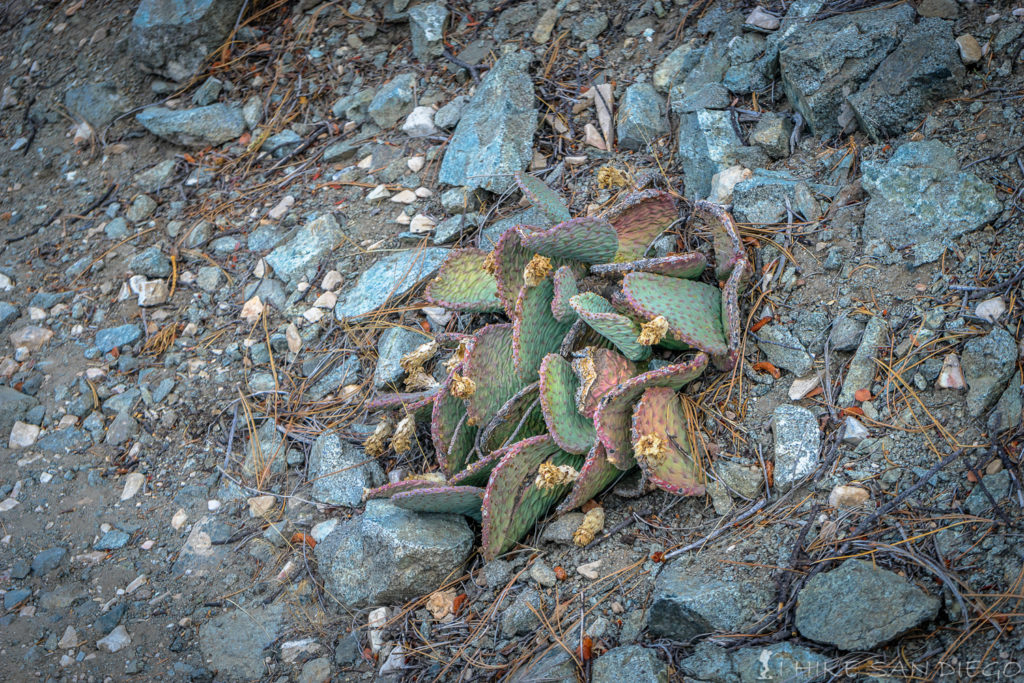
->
(314, 499, 473, 609)
(210, 237, 242, 255)
(861, 140, 1002, 243)
(98, 603, 127, 635)
(131, 0, 246, 82)
(242, 419, 286, 477)
(136, 104, 246, 147)
(331, 88, 374, 123)
(96, 324, 142, 354)
(989, 382, 1023, 434)
(507, 648, 576, 683)
(309, 432, 384, 507)
(306, 354, 360, 401)
(592, 646, 668, 683)
(196, 266, 223, 293)
(677, 109, 768, 199)
(94, 530, 131, 551)
(616, 83, 668, 151)
(408, 2, 447, 59)
(778, 4, 915, 136)
(65, 82, 126, 129)
(0, 386, 39, 437)
(962, 327, 1018, 417)
(669, 42, 729, 112)
(262, 129, 302, 156)
(0, 302, 18, 331)
(247, 225, 284, 252)
(795, 559, 940, 650)
(652, 39, 702, 92)
(434, 95, 468, 129)
(648, 556, 774, 639)
(104, 217, 130, 240)
(105, 411, 138, 446)
(965, 470, 1010, 517)
(199, 604, 285, 680)
(756, 324, 813, 376)
(36, 428, 91, 453)
(438, 51, 537, 194)
(749, 113, 793, 159)
(334, 247, 448, 320)
(732, 642, 829, 683)
(670, 81, 731, 114)
(433, 212, 482, 244)
(374, 327, 431, 389)
(130, 246, 171, 277)
(838, 316, 887, 405)
(678, 641, 737, 682)
(4, 588, 31, 610)
(10, 558, 30, 580)
(102, 389, 141, 415)
(192, 76, 223, 106)
(732, 172, 830, 224)
(439, 186, 482, 214)
(848, 18, 963, 142)
(265, 214, 344, 284)
(321, 139, 359, 163)
(572, 12, 608, 41)
(31, 547, 66, 575)
(126, 194, 157, 223)
(367, 73, 416, 128)
(501, 588, 546, 636)
(772, 404, 820, 491)
(134, 159, 177, 193)
(481, 206, 553, 250)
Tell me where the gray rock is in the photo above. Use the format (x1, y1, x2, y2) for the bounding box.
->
(104, 217, 130, 240)
(440, 186, 482, 214)
(649, 558, 774, 640)
(126, 194, 157, 223)
(965, 470, 1010, 516)
(756, 324, 813, 376)
(262, 129, 301, 156)
(136, 104, 246, 147)
(540, 512, 584, 544)
(321, 139, 358, 163)
(4, 588, 31, 610)
(918, 0, 958, 18)
(31, 547, 66, 575)
(94, 530, 131, 550)
(265, 214, 344, 284)
(331, 88, 374, 123)
(408, 3, 447, 60)
(849, 18, 963, 141)
(679, 641, 737, 682)
(861, 141, 1002, 244)
(242, 419, 286, 477)
(434, 95, 469, 129)
(529, 561, 557, 587)
(131, 0, 246, 82)
(733, 175, 823, 224)
(334, 247, 449, 320)
(502, 588, 545, 636)
(309, 432, 384, 507)
(732, 642, 829, 683)
(334, 633, 361, 667)
(130, 246, 171, 276)
(749, 112, 792, 158)
(838, 316, 888, 406)
(716, 460, 763, 499)
(134, 159, 177, 193)
(677, 109, 768, 199)
(795, 559, 940, 650)
(0, 302, 18, 331)
(243, 277, 286, 311)
(573, 12, 608, 41)
(105, 411, 138, 446)
(305, 354, 361, 401)
(438, 51, 536, 194)
(962, 327, 1018, 417)
(989, 382, 1023, 434)
(35, 428, 91, 453)
(481, 206, 553, 249)
(196, 266, 223, 292)
(617, 83, 667, 151)
(829, 315, 865, 352)
(670, 81, 731, 114)
(314, 499, 473, 609)
(374, 327, 430, 389)
(96, 324, 142, 353)
(653, 39, 702, 92)
(772, 404, 820, 491)
(298, 658, 331, 683)
(592, 646, 667, 683)
(199, 604, 285, 680)
(172, 515, 233, 576)
(507, 648, 577, 683)
(0, 386, 35, 441)
(192, 76, 223, 106)
(368, 73, 416, 128)
(65, 82, 126, 129)
(433, 212, 482, 244)
(778, 4, 915, 136)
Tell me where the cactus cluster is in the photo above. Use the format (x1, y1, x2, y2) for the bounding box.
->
(365, 171, 750, 561)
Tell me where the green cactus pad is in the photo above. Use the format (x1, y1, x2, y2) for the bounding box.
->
(481, 434, 582, 561)
(432, 372, 471, 473)
(605, 189, 678, 262)
(513, 278, 575, 383)
(621, 272, 728, 357)
(538, 354, 597, 454)
(630, 387, 704, 495)
(557, 442, 624, 514)
(364, 478, 446, 500)
(517, 217, 618, 263)
(446, 413, 479, 477)
(594, 353, 709, 468)
(572, 346, 639, 418)
(589, 252, 707, 279)
(550, 265, 579, 323)
(514, 170, 571, 223)
(479, 382, 546, 454)
(392, 485, 485, 521)
(463, 324, 526, 429)
(493, 227, 533, 317)
(424, 248, 502, 312)
(450, 448, 503, 487)
(569, 292, 650, 361)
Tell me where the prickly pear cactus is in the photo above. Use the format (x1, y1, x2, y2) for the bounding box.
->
(365, 172, 751, 561)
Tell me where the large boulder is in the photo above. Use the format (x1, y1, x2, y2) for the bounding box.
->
(308, 432, 384, 508)
(334, 248, 449, 320)
(264, 214, 345, 285)
(131, 0, 246, 82)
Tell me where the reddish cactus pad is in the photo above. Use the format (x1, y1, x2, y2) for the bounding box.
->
(515, 170, 571, 223)
(621, 271, 728, 357)
(518, 216, 619, 263)
(424, 248, 502, 312)
(605, 189, 678, 262)
(630, 387, 704, 495)
(572, 346, 638, 419)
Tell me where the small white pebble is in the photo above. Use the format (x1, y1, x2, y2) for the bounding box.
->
(414, 187, 432, 198)
(207, 499, 221, 511)
(407, 156, 425, 172)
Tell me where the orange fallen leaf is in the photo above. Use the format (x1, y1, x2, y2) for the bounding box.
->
(650, 551, 665, 563)
(237, 132, 251, 145)
(854, 388, 872, 402)
(290, 532, 316, 549)
(452, 593, 467, 616)
(554, 566, 567, 581)
(579, 636, 593, 661)
(804, 386, 824, 399)
(752, 361, 781, 379)
(841, 406, 865, 417)
(750, 316, 772, 333)
(967, 470, 979, 483)
(581, 499, 600, 513)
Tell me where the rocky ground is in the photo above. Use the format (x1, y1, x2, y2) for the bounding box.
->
(1, 0, 1024, 681)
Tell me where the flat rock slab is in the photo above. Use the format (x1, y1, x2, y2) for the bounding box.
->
(308, 432, 384, 507)
(795, 559, 939, 650)
(374, 327, 431, 389)
(264, 214, 344, 284)
(314, 499, 473, 609)
(837, 316, 888, 406)
(438, 50, 537, 193)
(616, 83, 668, 151)
(136, 104, 245, 147)
(772, 404, 820, 491)
(334, 247, 449, 320)
(199, 603, 285, 680)
(592, 646, 668, 683)
(861, 140, 1001, 243)
(962, 327, 1018, 417)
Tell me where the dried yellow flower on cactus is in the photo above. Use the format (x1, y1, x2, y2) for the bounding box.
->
(523, 254, 553, 287)
(404, 368, 438, 391)
(444, 339, 470, 374)
(407, 471, 446, 483)
(534, 462, 580, 490)
(400, 340, 437, 374)
(597, 165, 629, 189)
(637, 315, 669, 346)
(634, 433, 667, 466)
(482, 250, 498, 275)
(363, 419, 394, 457)
(450, 373, 476, 398)
(573, 506, 605, 546)
(390, 414, 416, 453)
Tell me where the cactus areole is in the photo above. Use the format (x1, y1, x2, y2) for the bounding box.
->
(366, 171, 751, 561)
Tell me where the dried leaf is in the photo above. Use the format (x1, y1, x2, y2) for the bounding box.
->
(425, 589, 457, 620)
(853, 388, 872, 402)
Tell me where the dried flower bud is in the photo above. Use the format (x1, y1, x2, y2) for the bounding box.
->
(390, 414, 416, 453)
(633, 433, 667, 466)
(597, 165, 629, 189)
(534, 462, 580, 490)
(400, 340, 437, 374)
(444, 339, 470, 374)
(573, 506, 605, 547)
(637, 315, 669, 346)
(523, 254, 553, 287)
(482, 250, 498, 275)
(450, 373, 476, 398)
(404, 368, 439, 391)
(363, 419, 394, 457)
(409, 471, 446, 483)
